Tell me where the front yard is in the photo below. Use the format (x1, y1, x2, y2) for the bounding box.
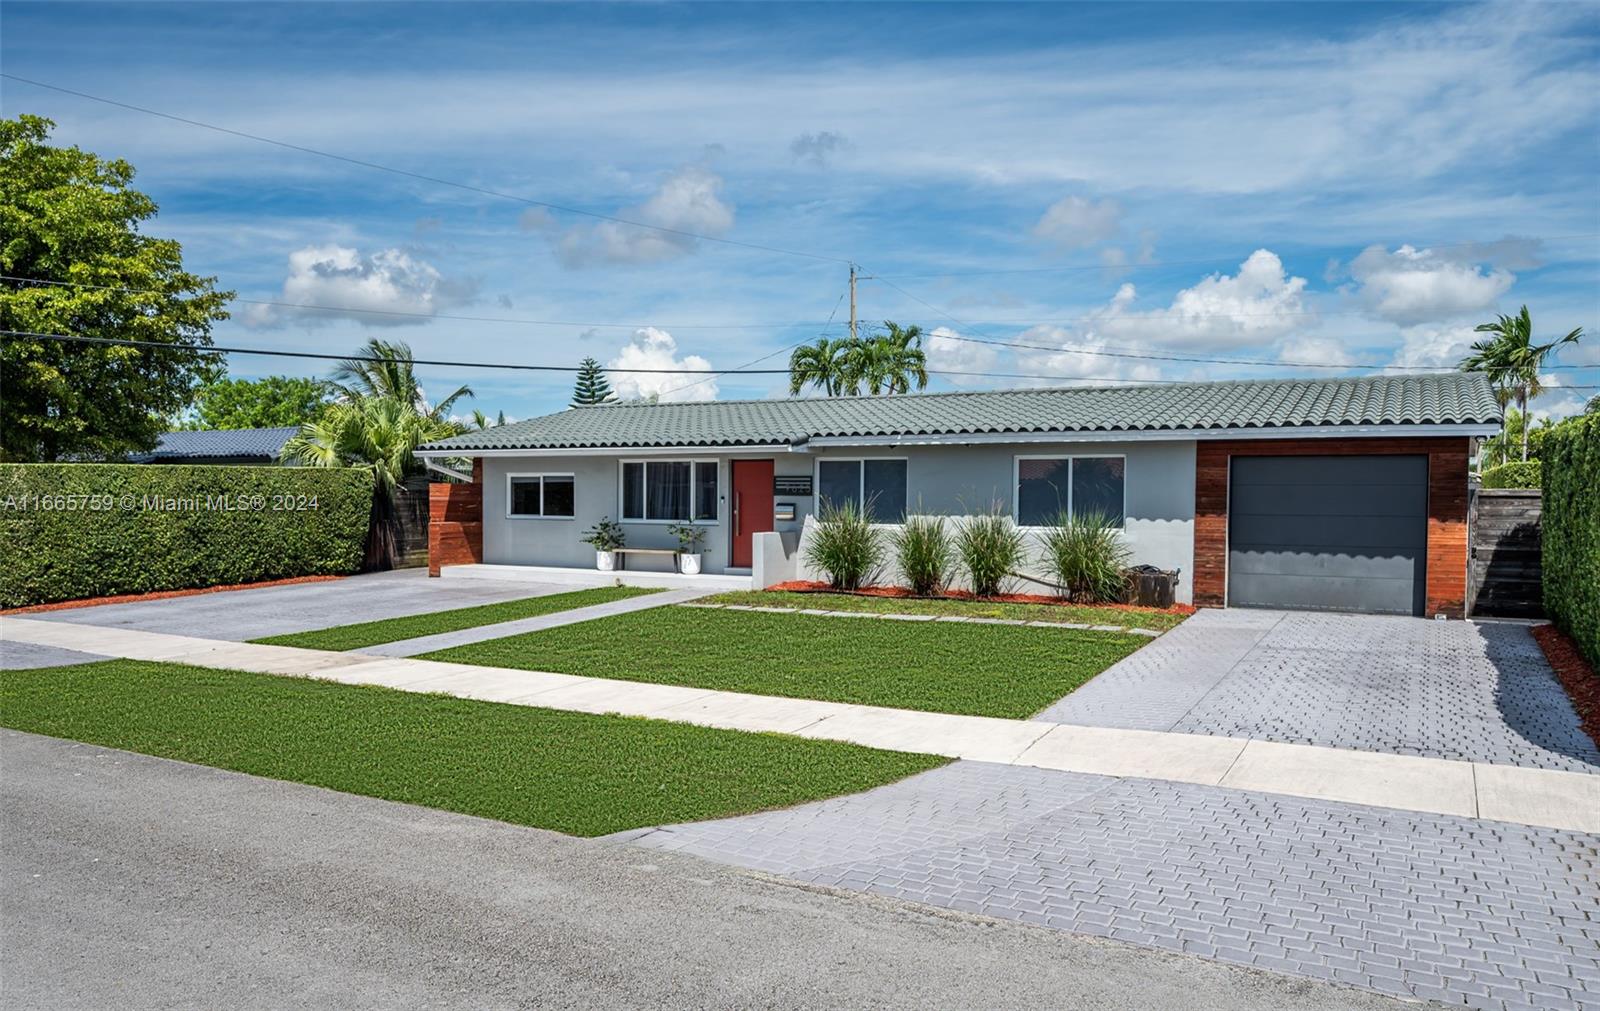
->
(0, 659, 947, 837)
(422, 605, 1149, 719)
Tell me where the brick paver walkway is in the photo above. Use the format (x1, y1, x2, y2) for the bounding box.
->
(1039, 610, 1600, 773)
(633, 761, 1600, 1011)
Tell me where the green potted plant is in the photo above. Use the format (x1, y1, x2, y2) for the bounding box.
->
(668, 523, 708, 575)
(581, 518, 626, 571)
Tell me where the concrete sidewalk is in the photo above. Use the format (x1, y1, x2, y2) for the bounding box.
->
(5, 614, 1597, 834)
(358, 587, 710, 657)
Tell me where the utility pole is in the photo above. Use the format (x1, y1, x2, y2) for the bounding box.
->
(848, 263, 857, 342)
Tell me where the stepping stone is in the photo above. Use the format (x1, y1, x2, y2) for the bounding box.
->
(678, 602, 723, 609)
(1091, 624, 1126, 632)
(1129, 628, 1163, 638)
(880, 613, 937, 621)
(747, 606, 798, 614)
(798, 608, 834, 616)
(934, 616, 971, 623)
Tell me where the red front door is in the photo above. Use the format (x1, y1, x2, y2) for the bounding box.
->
(730, 459, 775, 568)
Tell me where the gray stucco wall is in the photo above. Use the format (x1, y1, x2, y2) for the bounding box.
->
(477, 439, 1198, 600)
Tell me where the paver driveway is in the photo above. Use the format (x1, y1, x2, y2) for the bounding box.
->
(1040, 609, 1600, 773)
(634, 610, 1600, 1010)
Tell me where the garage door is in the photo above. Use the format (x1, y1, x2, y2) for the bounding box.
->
(1228, 455, 1428, 616)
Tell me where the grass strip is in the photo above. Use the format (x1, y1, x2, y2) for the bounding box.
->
(424, 607, 1144, 719)
(250, 585, 660, 651)
(701, 590, 1189, 632)
(0, 660, 946, 837)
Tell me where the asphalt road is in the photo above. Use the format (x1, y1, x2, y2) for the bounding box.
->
(0, 730, 1420, 1010)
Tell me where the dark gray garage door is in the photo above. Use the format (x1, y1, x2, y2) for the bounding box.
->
(1228, 455, 1428, 616)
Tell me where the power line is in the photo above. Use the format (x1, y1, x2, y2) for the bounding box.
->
(658, 291, 849, 398)
(1, 74, 849, 267)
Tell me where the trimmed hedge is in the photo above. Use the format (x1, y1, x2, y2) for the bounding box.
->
(1480, 460, 1542, 489)
(0, 464, 373, 608)
(1542, 416, 1600, 667)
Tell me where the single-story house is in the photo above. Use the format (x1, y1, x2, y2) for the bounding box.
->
(130, 427, 299, 465)
(417, 373, 1501, 618)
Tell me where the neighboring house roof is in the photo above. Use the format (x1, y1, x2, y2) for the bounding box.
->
(421, 373, 1502, 453)
(131, 427, 299, 463)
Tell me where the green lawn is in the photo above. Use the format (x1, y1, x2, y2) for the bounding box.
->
(702, 590, 1190, 632)
(250, 585, 660, 651)
(423, 607, 1145, 719)
(0, 660, 946, 837)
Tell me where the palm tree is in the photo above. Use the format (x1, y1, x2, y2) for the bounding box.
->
(1460, 307, 1583, 461)
(470, 409, 506, 430)
(851, 321, 929, 395)
(283, 397, 462, 569)
(332, 338, 474, 421)
(788, 337, 854, 396)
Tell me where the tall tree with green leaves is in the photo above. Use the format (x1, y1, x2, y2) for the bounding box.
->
(570, 357, 614, 406)
(851, 321, 929, 395)
(0, 114, 233, 461)
(182, 375, 334, 430)
(282, 396, 461, 570)
(332, 338, 472, 421)
(1459, 306, 1584, 461)
(788, 337, 853, 396)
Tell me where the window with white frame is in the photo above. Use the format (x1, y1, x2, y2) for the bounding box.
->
(1015, 456, 1125, 527)
(507, 473, 575, 518)
(817, 458, 908, 522)
(620, 460, 718, 522)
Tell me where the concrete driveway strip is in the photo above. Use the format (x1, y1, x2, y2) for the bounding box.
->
(1, 731, 1425, 1011)
(357, 586, 711, 657)
(6, 614, 1600, 834)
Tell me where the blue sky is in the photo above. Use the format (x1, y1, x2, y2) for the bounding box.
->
(5, 1, 1598, 422)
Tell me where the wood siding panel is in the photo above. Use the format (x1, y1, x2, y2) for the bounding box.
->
(428, 479, 484, 576)
(1192, 437, 1471, 618)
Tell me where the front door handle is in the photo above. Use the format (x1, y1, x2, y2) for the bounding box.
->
(733, 491, 742, 533)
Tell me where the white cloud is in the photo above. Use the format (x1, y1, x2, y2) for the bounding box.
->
(1086, 250, 1311, 349)
(555, 165, 735, 267)
(605, 327, 718, 402)
(1389, 322, 1480, 368)
(1279, 336, 1355, 367)
(790, 131, 851, 167)
(245, 244, 469, 327)
(1033, 196, 1122, 249)
(1347, 244, 1515, 325)
(1013, 325, 1166, 386)
(925, 326, 1002, 387)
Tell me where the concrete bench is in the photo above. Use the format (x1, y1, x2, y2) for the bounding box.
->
(613, 547, 679, 571)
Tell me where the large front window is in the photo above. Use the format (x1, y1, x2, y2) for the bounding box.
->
(817, 458, 908, 522)
(1015, 456, 1125, 527)
(621, 460, 718, 522)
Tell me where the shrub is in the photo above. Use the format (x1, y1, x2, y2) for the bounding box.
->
(890, 514, 954, 596)
(0, 464, 372, 608)
(1542, 415, 1599, 667)
(954, 506, 1025, 598)
(1039, 510, 1131, 603)
(1480, 460, 1542, 489)
(804, 497, 884, 591)
(580, 518, 626, 552)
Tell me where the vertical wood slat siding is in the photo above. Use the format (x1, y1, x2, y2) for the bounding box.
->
(427, 458, 485, 576)
(1193, 437, 1471, 618)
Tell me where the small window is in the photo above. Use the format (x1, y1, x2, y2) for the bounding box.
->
(1015, 457, 1124, 527)
(621, 460, 717, 522)
(508, 474, 575, 518)
(816, 458, 908, 523)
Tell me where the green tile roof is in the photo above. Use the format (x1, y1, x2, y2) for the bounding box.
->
(422, 373, 1501, 452)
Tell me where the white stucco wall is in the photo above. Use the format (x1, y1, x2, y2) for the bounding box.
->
(476, 439, 1198, 600)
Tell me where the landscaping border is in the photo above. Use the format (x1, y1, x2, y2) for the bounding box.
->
(1532, 623, 1600, 752)
(0, 574, 345, 615)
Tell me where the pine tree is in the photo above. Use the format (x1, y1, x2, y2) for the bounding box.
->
(571, 358, 615, 407)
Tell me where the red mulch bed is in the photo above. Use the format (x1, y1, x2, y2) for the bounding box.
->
(1531, 623, 1600, 752)
(1, 574, 347, 615)
(764, 580, 1196, 616)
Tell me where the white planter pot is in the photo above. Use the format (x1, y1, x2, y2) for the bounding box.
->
(679, 553, 703, 575)
(595, 550, 617, 571)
